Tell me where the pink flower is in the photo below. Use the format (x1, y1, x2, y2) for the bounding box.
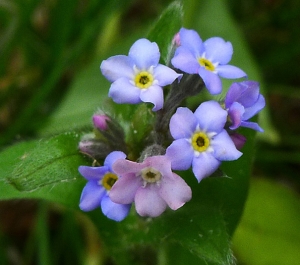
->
(109, 155, 192, 217)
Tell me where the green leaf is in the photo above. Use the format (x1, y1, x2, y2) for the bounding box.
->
(8, 132, 86, 191)
(147, 1, 183, 64)
(0, 132, 88, 207)
(233, 178, 300, 265)
(0, 140, 38, 199)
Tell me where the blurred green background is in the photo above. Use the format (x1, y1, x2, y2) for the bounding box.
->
(1, 0, 300, 264)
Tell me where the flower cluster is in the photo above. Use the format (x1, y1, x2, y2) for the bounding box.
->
(78, 28, 265, 221)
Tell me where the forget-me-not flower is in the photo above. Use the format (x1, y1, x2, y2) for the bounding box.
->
(109, 155, 192, 217)
(100, 38, 181, 111)
(78, 151, 131, 221)
(171, 28, 247, 95)
(166, 101, 242, 182)
(225, 81, 265, 132)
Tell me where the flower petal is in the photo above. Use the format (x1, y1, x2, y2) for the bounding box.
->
(112, 159, 145, 176)
(166, 139, 194, 170)
(109, 78, 141, 104)
(194, 101, 227, 133)
(211, 130, 242, 160)
(101, 194, 131, 221)
(135, 186, 167, 217)
(129, 39, 160, 69)
(169, 107, 197, 139)
(225, 82, 243, 107)
(198, 67, 222, 94)
(171, 46, 199, 74)
(179, 28, 203, 57)
(159, 173, 192, 210)
(143, 156, 172, 177)
(79, 181, 106, 211)
(232, 81, 260, 107)
(100, 55, 134, 82)
(240, 81, 261, 107)
(228, 102, 245, 130)
(109, 174, 142, 204)
(192, 153, 221, 182)
(243, 94, 265, 120)
(78, 166, 108, 181)
(241, 121, 264, 132)
(140, 85, 163, 111)
(104, 151, 126, 172)
(154, 64, 182, 86)
(204, 37, 233, 64)
(216, 65, 247, 79)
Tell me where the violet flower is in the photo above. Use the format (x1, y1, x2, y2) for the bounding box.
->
(166, 101, 242, 182)
(225, 81, 265, 132)
(100, 38, 181, 111)
(109, 155, 192, 217)
(171, 28, 247, 95)
(78, 151, 131, 221)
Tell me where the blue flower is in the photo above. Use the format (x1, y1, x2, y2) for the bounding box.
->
(225, 81, 265, 132)
(171, 28, 247, 95)
(78, 151, 131, 221)
(100, 38, 182, 111)
(166, 101, 242, 182)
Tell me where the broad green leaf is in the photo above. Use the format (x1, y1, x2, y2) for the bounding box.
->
(233, 178, 300, 265)
(8, 132, 85, 191)
(0, 140, 38, 199)
(0, 132, 87, 207)
(147, 1, 183, 65)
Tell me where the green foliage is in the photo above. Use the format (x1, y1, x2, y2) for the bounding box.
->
(147, 1, 183, 64)
(0, 0, 134, 146)
(0, 133, 87, 207)
(8, 132, 86, 191)
(233, 178, 300, 265)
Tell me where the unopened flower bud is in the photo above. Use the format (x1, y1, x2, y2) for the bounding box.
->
(230, 133, 246, 150)
(93, 114, 110, 131)
(79, 139, 113, 161)
(172, 32, 181, 47)
(139, 144, 166, 162)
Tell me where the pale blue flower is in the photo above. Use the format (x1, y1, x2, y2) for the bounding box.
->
(101, 38, 181, 111)
(166, 101, 242, 182)
(171, 28, 247, 95)
(79, 151, 131, 221)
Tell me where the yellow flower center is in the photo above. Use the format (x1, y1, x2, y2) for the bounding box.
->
(198, 58, 215, 72)
(141, 167, 161, 183)
(101, 172, 118, 191)
(191, 132, 210, 152)
(135, 71, 154, 89)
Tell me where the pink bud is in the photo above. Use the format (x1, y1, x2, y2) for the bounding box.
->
(92, 114, 110, 131)
(230, 133, 246, 150)
(78, 140, 93, 154)
(172, 32, 181, 47)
